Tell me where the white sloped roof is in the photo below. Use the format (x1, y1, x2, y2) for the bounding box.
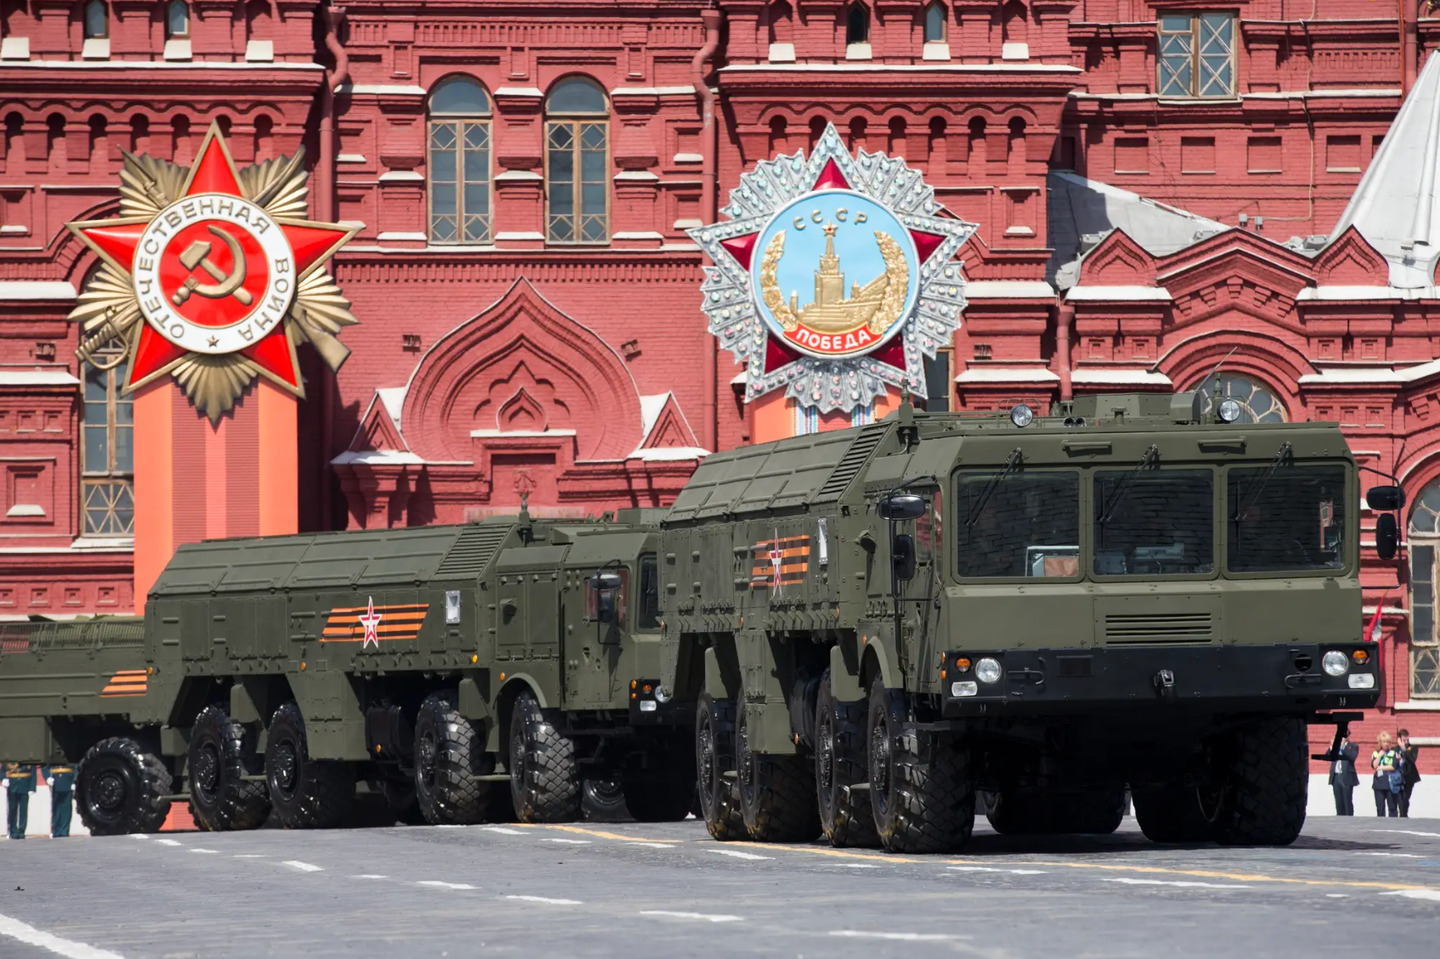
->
(1329, 53, 1440, 289)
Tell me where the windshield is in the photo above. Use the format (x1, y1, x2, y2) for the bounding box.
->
(1227, 464, 1346, 572)
(957, 471, 1080, 578)
(1094, 469, 1214, 576)
(638, 554, 660, 629)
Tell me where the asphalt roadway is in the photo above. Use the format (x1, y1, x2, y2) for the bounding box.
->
(1, 816, 1438, 959)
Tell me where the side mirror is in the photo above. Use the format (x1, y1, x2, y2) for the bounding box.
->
(892, 534, 917, 582)
(590, 572, 622, 625)
(878, 494, 927, 521)
(1367, 485, 1406, 511)
(1376, 513, 1399, 561)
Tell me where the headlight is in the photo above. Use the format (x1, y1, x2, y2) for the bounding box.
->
(1009, 404, 1034, 428)
(1322, 650, 1350, 677)
(1217, 398, 1242, 423)
(950, 681, 978, 698)
(1348, 673, 1376, 689)
(653, 685, 671, 704)
(975, 657, 1003, 684)
(638, 700, 657, 712)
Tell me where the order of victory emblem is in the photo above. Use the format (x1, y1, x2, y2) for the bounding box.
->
(67, 121, 359, 421)
(689, 124, 975, 414)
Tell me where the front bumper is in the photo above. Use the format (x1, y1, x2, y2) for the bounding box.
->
(940, 643, 1380, 717)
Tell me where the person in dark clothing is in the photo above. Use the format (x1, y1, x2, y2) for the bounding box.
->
(3, 763, 36, 839)
(43, 764, 75, 838)
(1372, 731, 1401, 817)
(1397, 729, 1422, 819)
(1328, 734, 1360, 815)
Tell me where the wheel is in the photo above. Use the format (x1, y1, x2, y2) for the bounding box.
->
(75, 737, 172, 836)
(1215, 716, 1308, 846)
(188, 703, 270, 831)
(984, 788, 1035, 835)
(413, 692, 490, 825)
(583, 772, 629, 822)
(508, 689, 581, 822)
(735, 701, 821, 843)
(1133, 784, 1216, 843)
(867, 676, 974, 853)
(1068, 787, 1127, 834)
(987, 787, 1126, 835)
(264, 701, 355, 829)
(623, 729, 696, 823)
(695, 693, 745, 840)
(815, 668, 879, 848)
(382, 780, 428, 826)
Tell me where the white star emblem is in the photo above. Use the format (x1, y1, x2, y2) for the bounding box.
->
(358, 597, 382, 649)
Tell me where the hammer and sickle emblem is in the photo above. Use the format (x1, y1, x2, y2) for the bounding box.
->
(171, 225, 253, 307)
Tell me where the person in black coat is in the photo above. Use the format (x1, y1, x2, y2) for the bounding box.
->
(1328, 734, 1360, 816)
(1397, 729, 1422, 818)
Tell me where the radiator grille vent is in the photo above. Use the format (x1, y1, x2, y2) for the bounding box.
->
(1102, 612, 1214, 646)
(435, 524, 511, 579)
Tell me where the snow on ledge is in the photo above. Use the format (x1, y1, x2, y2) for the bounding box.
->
(1071, 369, 1174, 386)
(1065, 285, 1172, 301)
(330, 450, 426, 466)
(0, 281, 77, 300)
(630, 447, 709, 462)
(955, 367, 1060, 383)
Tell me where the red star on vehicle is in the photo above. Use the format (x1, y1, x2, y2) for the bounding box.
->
(358, 596, 383, 649)
(70, 124, 355, 395)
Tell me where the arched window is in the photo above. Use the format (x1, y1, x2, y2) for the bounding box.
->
(1408, 486, 1440, 698)
(924, 1, 947, 43)
(166, 0, 189, 38)
(427, 76, 492, 245)
(83, 0, 107, 38)
(81, 342, 134, 537)
(846, 4, 870, 44)
(1192, 372, 1286, 425)
(545, 77, 608, 244)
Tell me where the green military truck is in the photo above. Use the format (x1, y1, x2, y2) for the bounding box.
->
(659, 392, 1387, 852)
(0, 510, 693, 834)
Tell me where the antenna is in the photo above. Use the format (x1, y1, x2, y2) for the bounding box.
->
(1202, 346, 1239, 406)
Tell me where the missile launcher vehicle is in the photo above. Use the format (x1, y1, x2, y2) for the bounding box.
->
(0, 510, 693, 834)
(657, 392, 1390, 852)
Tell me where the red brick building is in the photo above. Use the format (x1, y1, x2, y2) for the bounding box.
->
(2, 0, 1438, 749)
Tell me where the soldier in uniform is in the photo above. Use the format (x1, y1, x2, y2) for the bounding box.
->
(43, 764, 75, 838)
(3, 762, 36, 839)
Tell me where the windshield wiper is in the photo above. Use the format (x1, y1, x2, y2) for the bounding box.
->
(964, 448, 1023, 528)
(1232, 442, 1293, 522)
(1098, 445, 1159, 524)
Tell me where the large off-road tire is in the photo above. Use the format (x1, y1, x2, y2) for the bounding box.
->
(695, 693, 745, 840)
(987, 787, 1127, 835)
(75, 737, 172, 836)
(508, 690, 581, 823)
(264, 701, 355, 829)
(414, 692, 490, 825)
(382, 780, 429, 826)
(1132, 784, 1216, 843)
(736, 701, 822, 843)
(188, 704, 270, 831)
(867, 676, 974, 853)
(816, 668, 879, 848)
(583, 772, 629, 822)
(1215, 716, 1308, 846)
(624, 729, 697, 823)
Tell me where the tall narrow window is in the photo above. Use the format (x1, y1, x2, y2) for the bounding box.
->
(846, 4, 870, 44)
(427, 76, 492, 245)
(1158, 13, 1235, 98)
(1408, 485, 1440, 698)
(545, 77, 608, 244)
(81, 350, 134, 537)
(83, 0, 107, 38)
(166, 0, 189, 38)
(923, 348, 953, 412)
(924, 1, 947, 43)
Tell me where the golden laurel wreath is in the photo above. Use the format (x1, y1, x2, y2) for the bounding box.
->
(69, 148, 358, 421)
(759, 230, 909, 337)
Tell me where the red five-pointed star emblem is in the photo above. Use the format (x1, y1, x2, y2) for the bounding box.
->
(67, 121, 359, 420)
(358, 597, 383, 649)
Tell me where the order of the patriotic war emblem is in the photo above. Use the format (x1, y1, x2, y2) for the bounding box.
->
(689, 124, 975, 415)
(67, 121, 359, 420)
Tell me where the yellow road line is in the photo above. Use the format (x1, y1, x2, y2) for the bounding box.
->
(513, 823, 687, 844)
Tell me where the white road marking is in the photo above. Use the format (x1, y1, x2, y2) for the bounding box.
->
(639, 910, 741, 923)
(1358, 851, 1423, 858)
(481, 826, 524, 835)
(628, 842, 675, 849)
(1371, 829, 1440, 839)
(154, 839, 181, 847)
(1103, 878, 1248, 890)
(1326, 894, 1349, 898)
(188, 849, 219, 854)
(232, 855, 266, 859)
(830, 931, 965, 942)
(418, 881, 477, 890)
(542, 838, 592, 845)
(947, 866, 1047, 875)
(128, 835, 149, 841)
(836, 863, 880, 869)
(433, 824, 466, 829)
(282, 861, 323, 872)
(1384, 888, 1440, 902)
(506, 895, 582, 905)
(0, 912, 128, 959)
(354, 875, 387, 880)
(710, 849, 772, 860)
